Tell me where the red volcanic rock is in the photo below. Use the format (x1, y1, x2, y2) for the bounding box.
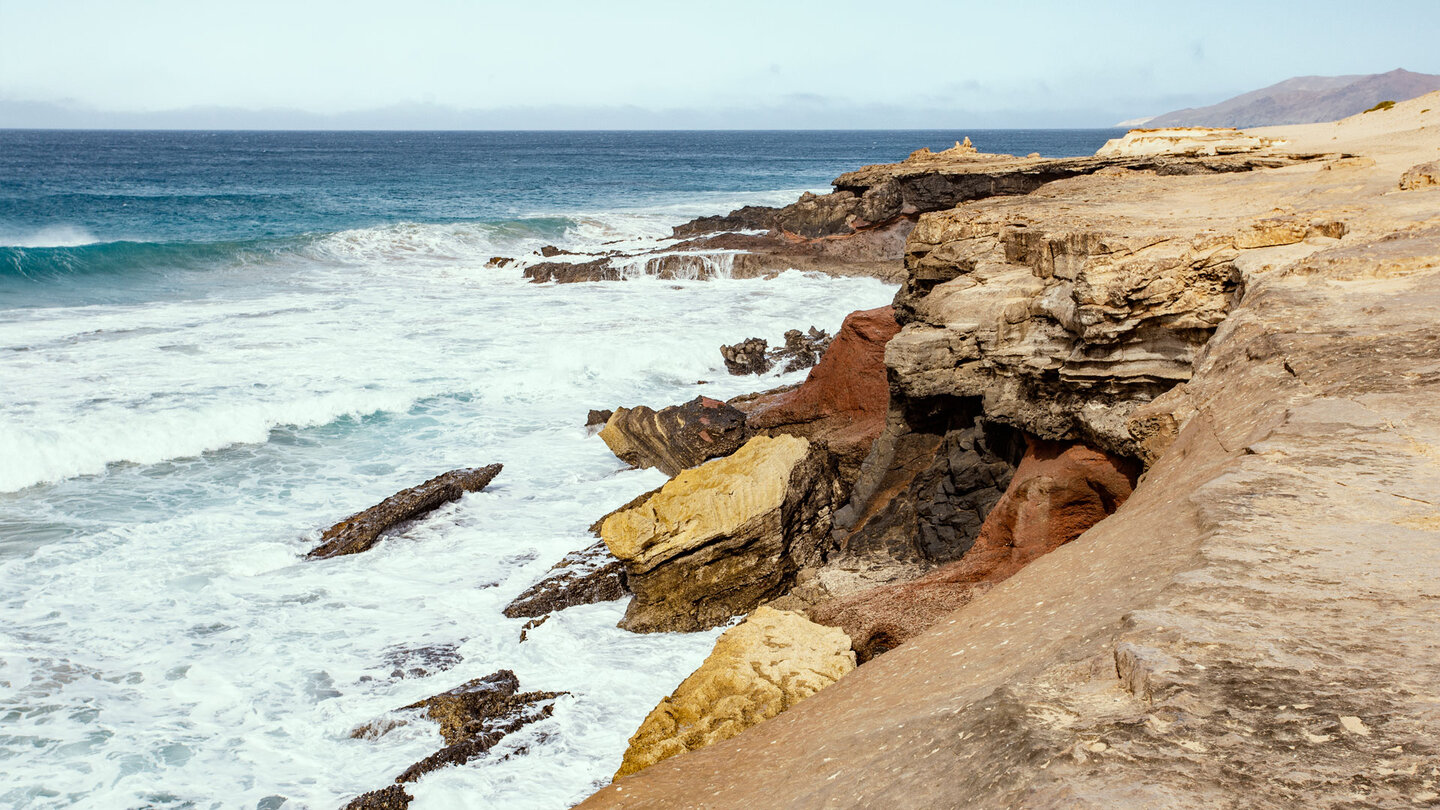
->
(809, 437, 1139, 660)
(734, 306, 900, 479)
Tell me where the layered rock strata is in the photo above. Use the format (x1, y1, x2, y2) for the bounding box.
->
(501, 539, 628, 619)
(598, 396, 748, 477)
(614, 607, 855, 779)
(577, 93, 1440, 809)
(499, 140, 1323, 286)
(308, 465, 502, 559)
(599, 434, 842, 633)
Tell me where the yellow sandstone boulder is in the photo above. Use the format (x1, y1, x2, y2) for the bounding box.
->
(599, 434, 842, 633)
(614, 607, 855, 779)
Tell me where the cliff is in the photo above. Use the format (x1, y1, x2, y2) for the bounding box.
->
(576, 93, 1440, 808)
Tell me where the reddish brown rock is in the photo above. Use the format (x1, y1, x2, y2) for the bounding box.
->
(810, 437, 1139, 660)
(736, 306, 900, 479)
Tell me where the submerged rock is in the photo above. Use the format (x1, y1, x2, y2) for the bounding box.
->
(307, 465, 502, 559)
(501, 539, 629, 619)
(598, 396, 748, 477)
(381, 643, 463, 680)
(600, 434, 843, 633)
(614, 607, 854, 779)
(350, 669, 566, 793)
(810, 437, 1139, 661)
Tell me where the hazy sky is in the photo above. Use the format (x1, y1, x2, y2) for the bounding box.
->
(3, 0, 1438, 128)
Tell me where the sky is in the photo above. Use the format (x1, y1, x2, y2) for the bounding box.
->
(2, 0, 1438, 129)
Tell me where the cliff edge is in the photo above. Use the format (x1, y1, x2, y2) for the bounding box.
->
(577, 93, 1440, 808)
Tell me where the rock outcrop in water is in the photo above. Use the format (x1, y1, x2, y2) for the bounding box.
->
(599, 434, 842, 633)
(576, 92, 1440, 810)
(307, 465, 502, 559)
(614, 606, 854, 779)
(346, 670, 565, 807)
(718, 327, 831, 375)
(501, 539, 628, 619)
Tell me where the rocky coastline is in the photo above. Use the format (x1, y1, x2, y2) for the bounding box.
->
(343, 97, 1440, 807)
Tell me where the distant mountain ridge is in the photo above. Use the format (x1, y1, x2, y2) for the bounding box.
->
(1140, 68, 1440, 128)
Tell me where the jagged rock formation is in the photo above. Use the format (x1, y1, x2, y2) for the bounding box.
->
(719, 327, 831, 376)
(598, 396, 748, 477)
(346, 670, 564, 805)
(819, 403, 1023, 593)
(576, 92, 1440, 810)
(523, 257, 622, 283)
(307, 465, 502, 559)
(811, 437, 1138, 661)
(614, 607, 854, 779)
(599, 434, 842, 632)
(501, 539, 628, 619)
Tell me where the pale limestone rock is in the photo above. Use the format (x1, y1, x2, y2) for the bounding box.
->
(1095, 127, 1285, 158)
(1399, 160, 1440, 190)
(613, 607, 855, 779)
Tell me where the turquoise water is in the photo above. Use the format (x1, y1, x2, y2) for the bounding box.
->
(0, 129, 1116, 809)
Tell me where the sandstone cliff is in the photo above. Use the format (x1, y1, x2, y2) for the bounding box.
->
(578, 92, 1440, 810)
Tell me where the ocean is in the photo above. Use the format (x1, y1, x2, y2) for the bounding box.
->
(0, 129, 1119, 809)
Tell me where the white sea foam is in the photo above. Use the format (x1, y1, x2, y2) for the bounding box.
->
(0, 230, 895, 808)
(0, 224, 101, 247)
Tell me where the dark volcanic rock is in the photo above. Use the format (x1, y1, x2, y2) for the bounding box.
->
(484, 256, 513, 268)
(343, 785, 413, 810)
(502, 539, 629, 619)
(811, 436, 1140, 660)
(598, 396, 749, 477)
(391, 670, 565, 782)
(720, 337, 772, 375)
(307, 465, 502, 559)
(585, 409, 613, 428)
(524, 258, 620, 283)
(670, 205, 781, 238)
(348, 670, 568, 794)
(720, 329, 832, 376)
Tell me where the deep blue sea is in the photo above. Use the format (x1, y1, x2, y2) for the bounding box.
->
(0, 129, 1118, 809)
